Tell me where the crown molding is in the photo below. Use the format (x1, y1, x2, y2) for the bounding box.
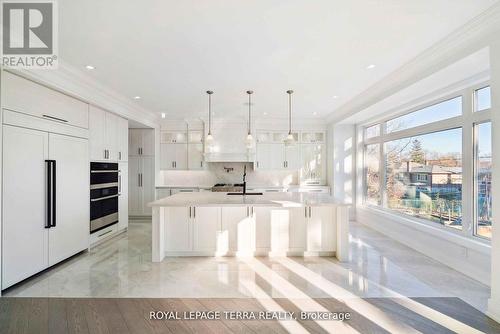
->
(327, 2, 500, 125)
(7, 60, 160, 128)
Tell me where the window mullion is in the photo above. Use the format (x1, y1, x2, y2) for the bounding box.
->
(462, 88, 474, 238)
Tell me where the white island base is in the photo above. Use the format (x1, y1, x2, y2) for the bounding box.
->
(149, 192, 350, 262)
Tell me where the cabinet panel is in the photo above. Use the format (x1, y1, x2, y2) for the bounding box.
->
(3, 71, 89, 129)
(289, 208, 307, 250)
(117, 117, 128, 161)
(128, 156, 143, 215)
(160, 143, 177, 170)
(284, 145, 301, 170)
(129, 129, 142, 156)
(269, 209, 290, 252)
(141, 156, 155, 215)
(2, 125, 49, 289)
(89, 106, 106, 161)
(105, 112, 119, 161)
(254, 207, 272, 250)
(221, 207, 254, 253)
(141, 129, 155, 156)
(188, 143, 204, 170)
(193, 207, 221, 252)
(118, 162, 129, 230)
(165, 207, 191, 252)
(175, 145, 188, 170)
(48, 134, 89, 266)
(256, 143, 283, 170)
(307, 207, 335, 252)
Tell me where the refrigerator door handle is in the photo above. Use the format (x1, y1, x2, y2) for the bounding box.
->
(45, 160, 52, 228)
(50, 160, 57, 227)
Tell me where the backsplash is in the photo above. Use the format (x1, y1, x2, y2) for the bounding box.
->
(159, 162, 298, 187)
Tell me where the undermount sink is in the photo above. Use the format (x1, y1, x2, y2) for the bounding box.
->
(227, 192, 264, 196)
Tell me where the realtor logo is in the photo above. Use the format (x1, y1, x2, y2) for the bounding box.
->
(1, 0, 58, 68)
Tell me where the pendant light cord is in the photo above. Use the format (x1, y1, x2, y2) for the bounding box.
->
(248, 92, 251, 135)
(207, 91, 213, 135)
(287, 90, 293, 135)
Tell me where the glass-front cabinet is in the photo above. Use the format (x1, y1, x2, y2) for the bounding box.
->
(300, 143, 326, 185)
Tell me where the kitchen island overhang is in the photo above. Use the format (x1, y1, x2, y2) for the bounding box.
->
(148, 192, 350, 262)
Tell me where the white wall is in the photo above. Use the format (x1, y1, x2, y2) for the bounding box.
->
(487, 39, 500, 322)
(332, 124, 356, 218)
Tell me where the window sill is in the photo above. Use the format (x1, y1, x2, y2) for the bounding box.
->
(358, 205, 491, 255)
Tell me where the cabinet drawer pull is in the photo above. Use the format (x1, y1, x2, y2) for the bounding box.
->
(43, 114, 68, 123)
(189, 207, 192, 218)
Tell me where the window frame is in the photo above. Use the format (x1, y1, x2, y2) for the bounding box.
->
(473, 120, 492, 240)
(359, 82, 491, 242)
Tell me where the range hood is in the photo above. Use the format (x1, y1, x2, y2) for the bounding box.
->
(203, 120, 255, 163)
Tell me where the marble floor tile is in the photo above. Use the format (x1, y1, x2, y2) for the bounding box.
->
(3, 220, 491, 313)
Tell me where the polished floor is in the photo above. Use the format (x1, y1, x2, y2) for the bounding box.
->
(3, 220, 497, 332)
(1, 297, 500, 334)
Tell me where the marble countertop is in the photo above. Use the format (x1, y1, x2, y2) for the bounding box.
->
(148, 192, 348, 208)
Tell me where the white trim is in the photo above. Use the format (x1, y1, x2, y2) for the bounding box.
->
(7, 61, 159, 128)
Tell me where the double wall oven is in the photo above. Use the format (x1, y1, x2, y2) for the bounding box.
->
(90, 162, 121, 233)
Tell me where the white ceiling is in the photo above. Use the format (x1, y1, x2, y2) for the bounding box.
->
(59, 0, 498, 120)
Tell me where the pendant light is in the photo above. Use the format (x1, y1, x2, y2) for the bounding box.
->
(245, 90, 255, 149)
(205, 90, 214, 146)
(284, 90, 295, 146)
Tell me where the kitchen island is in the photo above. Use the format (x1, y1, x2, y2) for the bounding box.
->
(148, 192, 349, 262)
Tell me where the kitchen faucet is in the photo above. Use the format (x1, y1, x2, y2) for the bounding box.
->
(242, 165, 247, 194)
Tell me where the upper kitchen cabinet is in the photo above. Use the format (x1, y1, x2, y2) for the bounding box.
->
(89, 105, 128, 161)
(159, 121, 205, 170)
(2, 71, 88, 129)
(301, 131, 325, 143)
(117, 117, 129, 161)
(129, 128, 155, 156)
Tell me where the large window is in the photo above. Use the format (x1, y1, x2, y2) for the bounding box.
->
(362, 84, 492, 240)
(365, 144, 380, 205)
(386, 96, 462, 133)
(385, 128, 463, 229)
(475, 122, 492, 239)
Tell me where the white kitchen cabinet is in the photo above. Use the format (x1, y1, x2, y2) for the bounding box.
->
(129, 129, 155, 156)
(104, 111, 119, 161)
(188, 143, 204, 170)
(117, 117, 129, 161)
(300, 143, 326, 185)
(284, 144, 301, 170)
(165, 207, 191, 252)
(192, 207, 221, 252)
(165, 206, 221, 253)
(118, 162, 129, 231)
(89, 105, 127, 162)
(2, 122, 89, 289)
(161, 130, 187, 144)
(221, 207, 255, 254)
(301, 131, 325, 143)
(2, 71, 89, 129)
(160, 143, 188, 170)
(306, 206, 335, 252)
(128, 155, 154, 216)
(289, 208, 307, 251)
(156, 188, 172, 199)
(89, 106, 106, 160)
(256, 143, 283, 170)
(254, 207, 272, 251)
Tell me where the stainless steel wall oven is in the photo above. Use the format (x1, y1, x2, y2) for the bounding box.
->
(90, 162, 119, 233)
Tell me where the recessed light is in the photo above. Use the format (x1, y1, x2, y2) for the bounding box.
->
(313, 112, 318, 116)
(366, 64, 376, 70)
(263, 112, 268, 116)
(133, 96, 141, 100)
(333, 95, 339, 99)
(161, 113, 166, 119)
(85, 65, 95, 70)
